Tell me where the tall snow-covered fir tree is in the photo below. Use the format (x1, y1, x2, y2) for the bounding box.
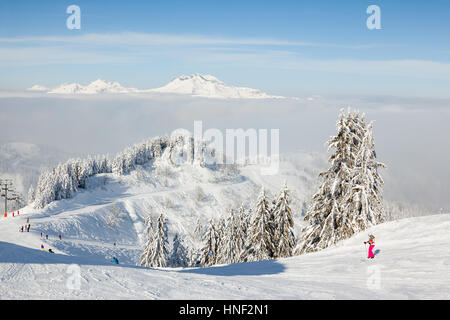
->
(27, 185, 35, 204)
(218, 209, 245, 264)
(193, 218, 204, 243)
(238, 204, 249, 238)
(140, 214, 155, 267)
(272, 183, 296, 258)
(344, 122, 386, 231)
(199, 219, 220, 266)
(141, 213, 169, 267)
(297, 109, 385, 254)
(168, 233, 190, 267)
(244, 187, 276, 262)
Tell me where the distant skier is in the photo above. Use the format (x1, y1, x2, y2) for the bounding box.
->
(41, 244, 45, 251)
(48, 249, 54, 253)
(27, 217, 29, 223)
(20, 226, 24, 232)
(364, 234, 376, 259)
(41, 232, 43, 238)
(27, 224, 31, 232)
(46, 235, 48, 240)
(112, 257, 119, 264)
(59, 234, 62, 240)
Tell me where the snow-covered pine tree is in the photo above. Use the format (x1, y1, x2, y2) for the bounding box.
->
(147, 213, 169, 267)
(237, 204, 248, 237)
(218, 209, 244, 264)
(168, 233, 189, 267)
(140, 214, 155, 267)
(272, 183, 296, 258)
(199, 219, 220, 267)
(27, 185, 35, 204)
(214, 217, 226, 263)
(244, 187, 276, 262)
(343, 122, 386, 233)
(297, 109, 384, 254)
(234, 207, 247, 262)
(193, 218, 204, 243)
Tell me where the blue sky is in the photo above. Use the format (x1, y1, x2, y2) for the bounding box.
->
(1, 0, 449, 97)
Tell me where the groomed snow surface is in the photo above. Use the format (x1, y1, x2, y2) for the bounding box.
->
(1, 202, 449, 298)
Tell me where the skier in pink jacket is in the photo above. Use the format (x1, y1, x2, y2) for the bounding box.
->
(364, 234, 375, 259)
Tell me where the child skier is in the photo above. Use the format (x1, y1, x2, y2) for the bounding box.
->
(364, 234, 375, 259)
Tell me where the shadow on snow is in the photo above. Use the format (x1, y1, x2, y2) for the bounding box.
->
(0, 241, 144, 270)
(179, 259, 285, 276)
(0, 241, 286, 276)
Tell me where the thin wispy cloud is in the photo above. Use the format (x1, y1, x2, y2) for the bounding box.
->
(0, 32, 392, 49)
(0, 32, 447, 80)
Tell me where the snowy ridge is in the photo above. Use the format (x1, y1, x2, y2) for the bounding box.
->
(27, 75, 286, 99)
(47, 79, 138, 94)
(147, 74, 285, 99)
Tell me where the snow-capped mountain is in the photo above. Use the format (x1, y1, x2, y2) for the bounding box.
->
(27, 75, 285, 99)
(47, 79, 138, 94)
(148, 74, 285, 99)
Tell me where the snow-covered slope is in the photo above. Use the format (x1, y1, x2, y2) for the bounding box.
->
(1, 206, 448, 299)
(19, 149, 325, 264)
(148, 74, 285, 99)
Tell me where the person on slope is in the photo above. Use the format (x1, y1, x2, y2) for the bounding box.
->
(112, 257, 119, 264)
(364, 234, 376, 259)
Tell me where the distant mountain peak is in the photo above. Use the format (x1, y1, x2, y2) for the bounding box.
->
(28, 74, 286, 99)
(45, 79, 137, 94)
(150, 74, 285, 99)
